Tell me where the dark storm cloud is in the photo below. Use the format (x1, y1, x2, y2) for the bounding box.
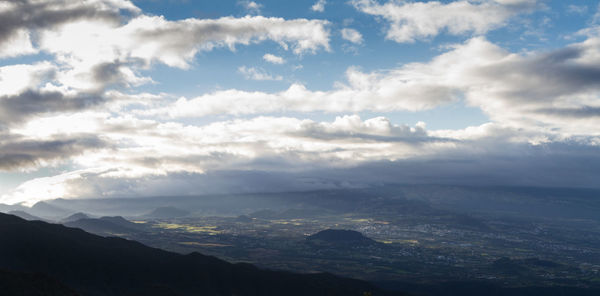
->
(0, 90, 105, 124)
(476, 44, 600, 105)
(52, 140, 600, 200)
(211, 142, 600, 192)
(0, 134, 109, 170)
(306, 142, 600, 189)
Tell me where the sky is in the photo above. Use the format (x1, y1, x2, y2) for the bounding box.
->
(1, 0, 600, 206)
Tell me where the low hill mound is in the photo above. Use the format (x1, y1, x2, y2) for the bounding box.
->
(60, 212, 91, 223)
(64, 216, 147, 236)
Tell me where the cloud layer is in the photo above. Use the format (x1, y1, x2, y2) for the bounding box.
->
(144, 34, 600, 140)
(1, 0, 600, 205)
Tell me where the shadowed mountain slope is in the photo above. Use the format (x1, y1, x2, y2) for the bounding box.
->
(0, 269, 78, 296)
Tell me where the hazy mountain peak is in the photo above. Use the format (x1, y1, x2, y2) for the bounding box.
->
(60, 212, 91, 223)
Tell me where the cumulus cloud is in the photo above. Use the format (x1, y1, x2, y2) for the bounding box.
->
(39, 15, 330, 70)
(294, 115, 433, 144)
(147, 65, 458, 117)
(0, 3, 333, 129)
(312, 0, 326, 12)
(31, 14, 328, 94)
(351, 0, 539, 42)
(263, 53, 286, 64)
(0, 3, 329, 92)
(0, 0, 139, 57)
(0, 28, 37, 58)
(0, 62, 56, 96)
(12, 113, 445, 172)
(341, 28, 363, 44)
(427, 36, 600, 136)
(238, 66, 283, 81)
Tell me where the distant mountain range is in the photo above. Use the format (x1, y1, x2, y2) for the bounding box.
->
(28, 201, 71, 219)
(5, 185, 599, 222)
(0, 213, 402, 296)
(63, 216, 148, 237)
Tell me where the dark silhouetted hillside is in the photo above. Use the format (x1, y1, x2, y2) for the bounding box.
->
(0, 269, 78, 296)
(376, 280, 600, 296)
(0, 213, 401, 296)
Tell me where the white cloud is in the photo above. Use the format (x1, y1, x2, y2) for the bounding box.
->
(263, 53, 286, 64)
(311, 0, 326, 12)
(40, 15, 330, 70)
(1, 169, 93, 206)
(0, 29, 37, 58)
(147, 66, 457, 118)
(351, 0, 538, 42)
(6, 111, 600, 205)
(0, 0, 140, 57)
(237, 1, 262, 14)
(238, 66, 283, 81)
(148, 35, 600, 139)
(341, 28, 363, 44)
(0, 113, 448, 205)
(0, 63, 56, 96)
(7, 108, 599, 205)
(0, 62, 156, 126)
(567, 5, 587, 15)
(0, 11, 328, 91)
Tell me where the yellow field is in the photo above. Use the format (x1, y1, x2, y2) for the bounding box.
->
(153, 223, 222, 235)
